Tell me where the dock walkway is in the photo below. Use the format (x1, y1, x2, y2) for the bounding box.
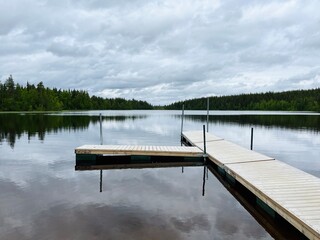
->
(182, 131, 320, 240)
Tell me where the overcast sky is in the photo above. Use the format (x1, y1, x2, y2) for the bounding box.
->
(0, 0, 320, 104)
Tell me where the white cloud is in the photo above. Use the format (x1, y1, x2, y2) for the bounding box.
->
(0, 0, 319, 104)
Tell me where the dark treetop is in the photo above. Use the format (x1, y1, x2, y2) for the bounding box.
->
(0, 75, 152, 111)
(164, 88, 320, 112)
(1, 75, 319, 112)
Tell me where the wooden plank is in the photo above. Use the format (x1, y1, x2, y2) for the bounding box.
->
(75, 145, 203, 157)
(190, 138, 274, 165)
(225, 160, 320, 240)
(182, 130, 223, 143)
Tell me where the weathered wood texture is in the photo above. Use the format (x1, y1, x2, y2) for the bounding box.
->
(182, 130, 320, 240)
(75, 145, 203, 157)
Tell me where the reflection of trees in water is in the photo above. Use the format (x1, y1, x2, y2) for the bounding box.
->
(2, 113, 318, 148)
(182, 115, 320, 132)
(0, 114, 144, 148)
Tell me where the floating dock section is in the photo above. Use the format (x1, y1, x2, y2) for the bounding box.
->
(76, 145, 203, 157)
(182, 130, 320, 240)
(75, 145, 204, 170)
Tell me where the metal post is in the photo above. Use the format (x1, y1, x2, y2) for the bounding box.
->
(182, 166, 184, 173)
(100, 170, 103, 192)
(206, 97, 209, 132)
(99, 113, 103, 145)
(203, 125, 206, 155)
(250, 127, 254, 150)
(99, 113, 104, 193)
(180, 104, 185, 142)
(203, 125, 207, 164)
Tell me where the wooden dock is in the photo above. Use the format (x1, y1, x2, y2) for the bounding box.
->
(182, 131, 320, 240)
(75, 145, 204, 170)
(75, 145, 203, 157)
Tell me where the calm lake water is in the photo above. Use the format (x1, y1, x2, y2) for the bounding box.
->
(0, 110, 319, 240)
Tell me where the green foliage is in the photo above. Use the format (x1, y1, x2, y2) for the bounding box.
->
(1, 75, 319, 112)
(165, 89, 320, 112)
(183, 114, 320, 132)
(0, 76, 153, 111)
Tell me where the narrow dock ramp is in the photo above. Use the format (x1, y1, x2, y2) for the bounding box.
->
(182, 130, 320, 240)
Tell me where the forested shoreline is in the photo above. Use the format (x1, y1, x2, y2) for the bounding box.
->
(164, 88, 320, 112)
(0, 75, 319, 111)
(0, 75, 152, 111)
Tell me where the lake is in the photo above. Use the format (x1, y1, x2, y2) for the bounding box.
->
(0, 110, 319, 240)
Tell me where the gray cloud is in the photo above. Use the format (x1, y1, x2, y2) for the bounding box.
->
(0, 0, 320, 104)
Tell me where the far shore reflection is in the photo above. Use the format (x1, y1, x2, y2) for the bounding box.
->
(1, 111, 319, 148)
(0, 113, 145, 147)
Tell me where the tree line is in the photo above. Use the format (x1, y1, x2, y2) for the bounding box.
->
(183, 114, 320, 132)
(0, 75, 152, 111)
(164, 88, 320, 112)
(1, 75, 319, 111)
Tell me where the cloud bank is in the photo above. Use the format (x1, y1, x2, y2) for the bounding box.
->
(0, 0, 320, 104)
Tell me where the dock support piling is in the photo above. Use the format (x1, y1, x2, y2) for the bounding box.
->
(203, 125, 206, 154)
(99, 113, 103, 192)
(206, 97, 209, 132)
(203, 125, 207, 163)
(180, 104, 185, 142)
(100, 113, 103, 145)
(100, 169, 103, 192)
(250, 127, 254, 150)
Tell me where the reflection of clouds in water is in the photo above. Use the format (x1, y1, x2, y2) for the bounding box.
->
(251, 128, 320, 177)
(94, 116, 181, 145)
(214, 197, 269, 240)
(171, 214, 211, 233)
(101, 117, 174, 136)
(2, 111, 316, 239)
(6, 204, 183, 240)
(0, 166, 271, 240)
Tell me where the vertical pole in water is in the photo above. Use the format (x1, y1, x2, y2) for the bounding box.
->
(203, 125, 206, 156)
(100, 170, 103, 192)
(180, 104, 185, 173)
(206, 97, 209, 132)
(250, 127, 254, 150)
(180, 104, 185, 143)
(100, 113, 103, 145)
(99, 113, 103, 192)
(203, 125, 207, 191)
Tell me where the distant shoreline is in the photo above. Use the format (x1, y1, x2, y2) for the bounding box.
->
(1, 76, 319, 112)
